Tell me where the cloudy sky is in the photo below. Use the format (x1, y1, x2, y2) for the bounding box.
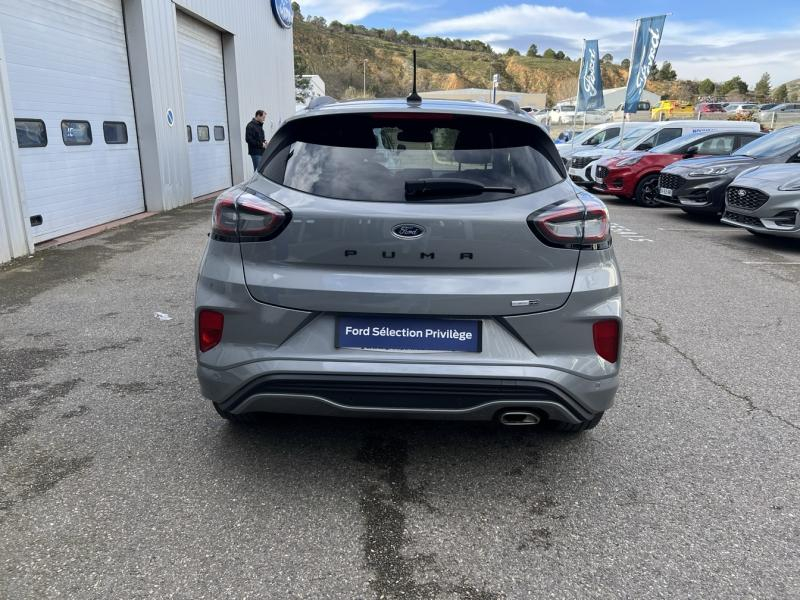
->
(297, 1, 800, 86)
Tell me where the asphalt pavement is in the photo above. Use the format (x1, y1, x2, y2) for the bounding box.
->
(1, 197, 798, 599)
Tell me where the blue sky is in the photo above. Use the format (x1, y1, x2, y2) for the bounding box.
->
(297, 1, 800, 86)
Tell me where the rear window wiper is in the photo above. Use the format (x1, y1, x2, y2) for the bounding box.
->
(405, 178, 516, 200)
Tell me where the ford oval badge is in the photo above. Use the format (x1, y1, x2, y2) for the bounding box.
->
(392, 223, 425, 239)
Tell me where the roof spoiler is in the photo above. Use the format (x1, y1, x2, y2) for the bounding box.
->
(306, 96, 337, 110)
(497, 98, 527, 116)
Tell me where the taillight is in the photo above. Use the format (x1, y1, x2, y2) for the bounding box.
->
(211, 188, 291, 242)
(198, 310, 224, 352)
(593, 320, 620, 363)
(211, 190, 239, 241)
(528, 194, 610, 249)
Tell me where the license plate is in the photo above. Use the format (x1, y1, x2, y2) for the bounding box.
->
(336, 316, 482, 353)
(569, 168, 581, 176)
(659, 187, 673, 197)
(596, 177, 604, 185)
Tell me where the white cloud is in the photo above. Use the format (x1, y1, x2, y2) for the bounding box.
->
(298, 0, 406, 22)
(418, 4, 800, 85)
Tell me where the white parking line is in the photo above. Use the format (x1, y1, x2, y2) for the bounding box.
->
(657, 227, 731, 232)
(743, 261, 800, 265)
(610, 223, 654, 243)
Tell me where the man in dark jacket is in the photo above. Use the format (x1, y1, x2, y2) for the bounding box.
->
(245, 110, 267, 170)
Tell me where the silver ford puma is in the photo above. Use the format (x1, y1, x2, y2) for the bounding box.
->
(195, 98, 622, 432)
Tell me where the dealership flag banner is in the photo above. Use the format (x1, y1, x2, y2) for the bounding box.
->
(576, 40, 604, 111)
(623, 15, 667, 114)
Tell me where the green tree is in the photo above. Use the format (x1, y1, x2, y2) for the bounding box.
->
(554, 50, 565, 60)
(649, 64, 660, 80)
(291, 2, 303, 21)
(542, 48, 557, 59)
(773, 83, 788, 102)
(698, 78, 715, 95)
(658, 61, 677, 81)
(720, 76, 748, 95)
(621, 58, 630, 70)
(506, 48, 521, 57)
(602, 53, 613, 63)
(754, 72, 771, 100)
(526, 43, 538, 57)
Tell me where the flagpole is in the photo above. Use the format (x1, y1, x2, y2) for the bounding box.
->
(618, 20, 639, 154)
(571, 39, 585, 153)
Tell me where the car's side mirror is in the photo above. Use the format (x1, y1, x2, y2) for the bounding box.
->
(684, 146, 699, 157)
(637, 143, 654, 151)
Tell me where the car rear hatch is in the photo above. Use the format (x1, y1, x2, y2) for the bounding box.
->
(234, 110, 589, 317)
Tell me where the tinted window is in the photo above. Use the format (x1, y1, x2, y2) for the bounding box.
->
(214, 126, 225, 141)
(694, 135, 735, 155)
(650, 132, 708, 154)
(15, 119, 47, 148)
(262, 114, 564, 202)
(654, 128, 683, 146)
(103, 121, 128, 144)
(187, 125, 192, 142)
(638, 101, 651, 111)
(61, 120, 92, 145)
(586, 127, 620, 145)
(734, 127, 800, 158)
(197, 125, 210, 141)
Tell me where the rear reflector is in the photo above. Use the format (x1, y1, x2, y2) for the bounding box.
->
(593, 320, 620, 364)
(198, 310, 224, 352)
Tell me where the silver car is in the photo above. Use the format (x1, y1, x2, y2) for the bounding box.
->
(195, 98, 622, 432)
(722, 164, 800, 237)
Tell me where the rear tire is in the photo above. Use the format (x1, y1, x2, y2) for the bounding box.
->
(634, 174, 661, 207)
(547, 412, 604, 433)
(213, 402, 257, 424)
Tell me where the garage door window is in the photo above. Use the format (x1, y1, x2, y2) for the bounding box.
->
(15, 119, 47, 148)
(61, 120, 92, 145)
(103, 121, 128, 144)
(187, 125, 193, 142)
(214, 126, 225, 141)
(197, 125, 210, 142)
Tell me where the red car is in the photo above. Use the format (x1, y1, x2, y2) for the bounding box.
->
(593, 130, 763, 206)
(695, 102, 726, 113)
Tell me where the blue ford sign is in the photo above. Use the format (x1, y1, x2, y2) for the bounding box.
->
(576, 40, 604, 111)
(271, 0, 293, 29)
(623, 15, 667, 114)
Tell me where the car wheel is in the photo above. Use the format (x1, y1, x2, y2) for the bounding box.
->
(547, 412, 604, 433)
(634, 174, 661, 207)
(213, 402, 257, 424)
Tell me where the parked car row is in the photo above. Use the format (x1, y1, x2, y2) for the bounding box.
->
(569, 122, 800, 238)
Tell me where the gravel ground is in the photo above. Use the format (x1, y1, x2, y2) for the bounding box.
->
(0, 197, 798, 599)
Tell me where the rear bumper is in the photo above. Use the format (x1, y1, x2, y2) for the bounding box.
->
(199, 364, 618, 423)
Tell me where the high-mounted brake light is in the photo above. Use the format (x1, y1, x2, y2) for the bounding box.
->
(211, 188, 292, 243)
(528, 195, 610, 249)
(198, 310, 224, 352)
(593, 320, 620, 364)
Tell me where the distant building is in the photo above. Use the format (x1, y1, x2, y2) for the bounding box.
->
(419, 88, 547, 110)
(560, 86, 661, 110)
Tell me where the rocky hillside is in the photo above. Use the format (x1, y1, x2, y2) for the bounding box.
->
(293, 18, 629, 104)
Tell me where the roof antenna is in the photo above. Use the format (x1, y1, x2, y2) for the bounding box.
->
(406, 49, 422, 105)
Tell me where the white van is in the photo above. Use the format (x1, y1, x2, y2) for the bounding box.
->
(557, 122, 653, 163)
(568, 120, 761, 185)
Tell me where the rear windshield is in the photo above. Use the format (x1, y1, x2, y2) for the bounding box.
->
(261, 113, 564, 202)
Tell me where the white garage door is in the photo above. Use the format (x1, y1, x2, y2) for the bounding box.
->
(0, 0, 145, 243)
(177, 12, 232, 198)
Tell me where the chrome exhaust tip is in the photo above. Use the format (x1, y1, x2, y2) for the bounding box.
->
(498, 411, 541, 426)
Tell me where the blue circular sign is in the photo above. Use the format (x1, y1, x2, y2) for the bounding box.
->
(271, 0, 293, 29)
(166, 108, 175, 127)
